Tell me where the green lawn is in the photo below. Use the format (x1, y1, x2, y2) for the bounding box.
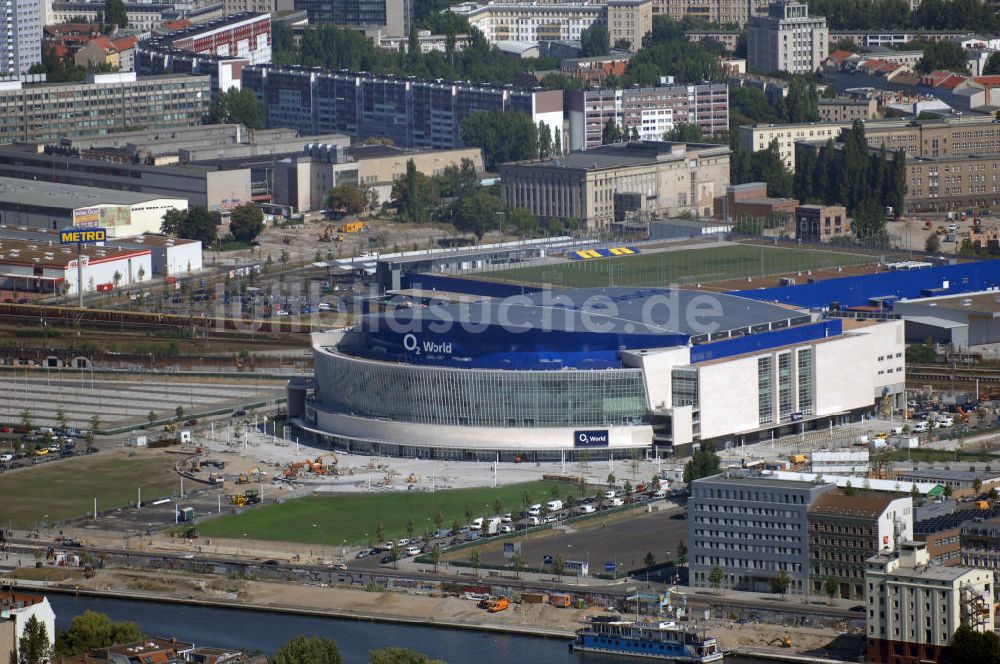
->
(479, 243, 875, 288)
(197, 481, 584, 546)
(0, 453, 180, 529)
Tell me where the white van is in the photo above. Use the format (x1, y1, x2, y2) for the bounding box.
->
(525, 516, 541, 526)
(604, 490, 617, 500)
(653, 488, 668, 498)
(547, 499, 563, 511)
(528, 504, 542, 516)
(936, 415, 954, 427)
(404, 546, 422, 557)
(469, 517, 484, 531)
(579, 505, 596, 514)
(912, 421, 929, 433)
(610, 497, 624, 507)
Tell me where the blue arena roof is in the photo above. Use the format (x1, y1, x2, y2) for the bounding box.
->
(337, 287, 809, 369)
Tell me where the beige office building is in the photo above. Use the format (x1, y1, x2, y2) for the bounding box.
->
(275, 145, 483, 213)
(748, 0, 828, 74)
(661, 0, 768, 26)
(607, 0, 654, 50)
(866, 541, 994, 664)
(739, 121, 847, 170)
(499, 141, 730, 229)
(817, 97, 878, 123)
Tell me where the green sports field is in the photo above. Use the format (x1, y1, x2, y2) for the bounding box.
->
(479, 243, 875, 288)
(197, 481, 586, 546)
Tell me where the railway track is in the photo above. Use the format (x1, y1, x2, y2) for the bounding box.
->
(908, 363, 1000, 384)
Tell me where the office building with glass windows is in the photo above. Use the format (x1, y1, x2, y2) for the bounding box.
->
(288, 287, 905, 460)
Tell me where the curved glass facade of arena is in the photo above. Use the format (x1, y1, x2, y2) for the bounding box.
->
(314, 348, 649, 428)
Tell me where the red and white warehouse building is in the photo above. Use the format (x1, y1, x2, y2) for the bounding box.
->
(166, 13, 271, 66)
(0, 238, 152, 297)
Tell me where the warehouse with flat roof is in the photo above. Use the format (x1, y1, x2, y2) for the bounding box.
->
(0, 177, 187, 237)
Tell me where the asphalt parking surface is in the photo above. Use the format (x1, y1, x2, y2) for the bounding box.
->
(471, 504, 687, 574)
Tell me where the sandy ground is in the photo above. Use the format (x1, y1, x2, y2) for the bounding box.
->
(9, 565, 862, 659)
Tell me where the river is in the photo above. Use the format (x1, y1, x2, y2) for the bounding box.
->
(47, 594, 772, 664)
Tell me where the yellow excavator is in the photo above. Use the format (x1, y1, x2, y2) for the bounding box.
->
(314, 453, 339, 475)
(237, 467, 262, 484)
(767, 636, 792, 648)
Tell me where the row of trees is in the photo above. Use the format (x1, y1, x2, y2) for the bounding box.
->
(272, 22, 546, 87)
(806, 0, 1000, 31)
(793, 122, 907, 227)
(161, 204, 265, 246)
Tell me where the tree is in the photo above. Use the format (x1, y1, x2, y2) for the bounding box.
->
(433, 510, 444, 530)
(460, 110, 539, 170)
(19, 410, 33, 432)
(112, 271, 122, 291)
(392, 160, 440, 223)
(147, 410, 157, 427)
(985, 52, 1000, 76)
(55, 610, 142, 656)
(161, 207, 219, 245)
(944, 484, 954, 497)
(16, 615, 51, 664)
(430, 543, 441, 572)
(925, 231, 940, 253)
(390, 541, 400, 569)
(369, 648, 444, 664)
(844, 480, 855, 496)
(175, 405, 184, 421)
(708, 565, 724, 592)
(915, 40, 970, 74)
(511, 551, 524, 578)
(493, 498, 503, 515)
(89, 414, 101, 433)
(580, 25, 610, 57)
(376, 521, 385, 545)
(326, 185, 367, 216)
(550, 485, 560, 499)
(974, 478, 983, 495)
(406, 518, 415, 540)
(823, 576, 839, 604)
(470, 549, 481, 576)
(683, 443, 721, 490)
(623, 480, 634, 498)
(208, 88, 265, 129)
(607, 472, 616, 487)
(56, 407, 67, 430)
(272, 636, 343, 664)
(521, 491, 531, 510)
(651, 475, 661, 492)
(444, 188, 505, 240)
(783, 76, 819, 123)
(104, 0, 127, 28)
(229, 204, 265, 244)
(601, 118, 623, 145)
(644, 551, 656, 568)
(538, 121, 553, 159)
(614, 38, 632, 50)
(551, 551, 565, 576)
(951, 625, 1000, 664)
(775, 569, 791, 597)
(677, 539, 687, 564)
(663, 123, 704, 143)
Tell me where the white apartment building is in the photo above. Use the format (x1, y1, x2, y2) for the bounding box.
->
(748, 0, 828, 74)
(866, 541, 994, 664)
(449, 0, 606, 43)
(0, 0, 42, 75)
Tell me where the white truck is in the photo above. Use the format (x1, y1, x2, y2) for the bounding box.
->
(547, 499, 563, 511)
(485, 516, 502, 535)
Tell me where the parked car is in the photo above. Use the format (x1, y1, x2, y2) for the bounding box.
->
(380, 555, 394, 564)
(404, 546, 422, 556)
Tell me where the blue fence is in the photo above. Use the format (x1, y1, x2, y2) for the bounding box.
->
(690, 319, 843, 364)
(728, 260, 1000, 309)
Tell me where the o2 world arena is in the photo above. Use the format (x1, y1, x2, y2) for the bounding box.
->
(287, 287, 905, 460)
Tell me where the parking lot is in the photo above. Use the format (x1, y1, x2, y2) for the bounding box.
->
(452, 503, 687, 577)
